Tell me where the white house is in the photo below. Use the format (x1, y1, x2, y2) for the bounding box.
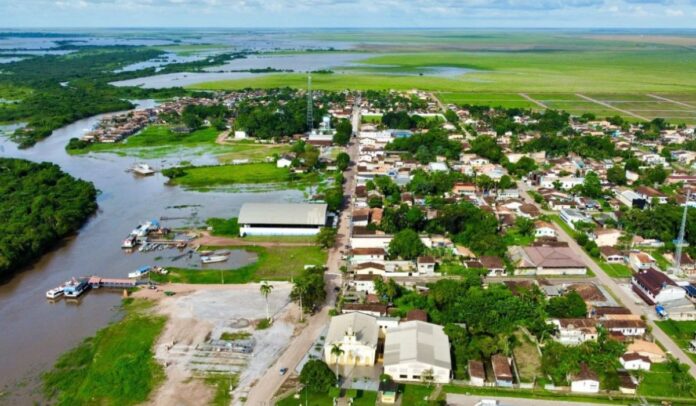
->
(468, 360, 485, 387)
(352, 274, 379, 294)
(534, 221, 557, 239)
(383, 321, 452, 384)
(352, 248, 386, 263)
(540, 176, 584, 190)
(628, 252, 656, 272)
(559, 208, 592, 230)
(551, 319, 598, 345)
(570, 364, 600, 394)
(631, 268, 686, 305)
(602, 319, 647, 337)
(620, 352, 652, 371)
(234, 130, 247, 139)
(324, 313, 378, 366)
(276, 156, 293, 168)
(416, 256, 436, 275)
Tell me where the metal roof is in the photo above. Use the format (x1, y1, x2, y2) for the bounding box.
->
(238, 203, 328, 226)
(383, 321, 451, 370)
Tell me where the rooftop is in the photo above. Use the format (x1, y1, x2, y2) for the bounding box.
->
(238, 203, 327, 226)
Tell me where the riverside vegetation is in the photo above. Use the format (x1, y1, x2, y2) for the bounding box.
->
(0, 158, 97, 279)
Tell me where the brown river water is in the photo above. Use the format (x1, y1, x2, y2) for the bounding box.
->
(0, 101, 304, 403)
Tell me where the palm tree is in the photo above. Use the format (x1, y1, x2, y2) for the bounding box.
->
(330, 343, 344, 385)
(259, 281, 273, 321)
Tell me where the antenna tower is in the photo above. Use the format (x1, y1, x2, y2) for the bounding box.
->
(306, 74, 313, 131)
(674, 188, 691, 275)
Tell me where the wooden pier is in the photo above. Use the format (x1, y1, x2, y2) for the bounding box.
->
(87, 276, 147, 289)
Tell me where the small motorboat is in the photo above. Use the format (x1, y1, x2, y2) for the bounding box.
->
(201, 254, 229, 264)
(46, 285, 65, 299)
(128, 266, 151, 279)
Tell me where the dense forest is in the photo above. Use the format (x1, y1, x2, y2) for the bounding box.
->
(0, 158, 98, 278)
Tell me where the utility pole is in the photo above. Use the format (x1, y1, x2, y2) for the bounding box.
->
(306, 74, 313, 132)
(674, 188, 691, 275)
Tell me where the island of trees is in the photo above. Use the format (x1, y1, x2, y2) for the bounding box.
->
(0, 158, 98, 278)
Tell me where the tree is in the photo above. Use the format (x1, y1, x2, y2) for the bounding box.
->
(421, 368, 435, 387)
(470, 135, 503, 163)
(336, 152, 350, 171)
(514, 217, 535, 237)
(291, 266, 326, 314)
(642, 166, 668, 185)
(330, 343, 344, 383)
(606, 165, 627, 185)
(444, 109, 458, 124)
(259, 281, 273, 321)
(498, 175, 515, 190)
(547, 291, 587, 318)
(333, 119, 352, 145)
(581, 171, 603, 198)
(388, 229, 426, 260)
(316, 227, 337, 249)
(324, 187, 344, 212)
(299, 360, 335, 393)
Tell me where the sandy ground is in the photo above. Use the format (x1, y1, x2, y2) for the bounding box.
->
(134, 282, 298, 406)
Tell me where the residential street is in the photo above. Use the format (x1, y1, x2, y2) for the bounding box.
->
(447, 393, 614, 406)
(518, 181, 696, 377)
(244, 129, 359, 405)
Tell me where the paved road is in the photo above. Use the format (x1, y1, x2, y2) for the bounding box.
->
(447, 393, 613, 406)
(244, 119, 360, 406)
(517, 181, 696, 377)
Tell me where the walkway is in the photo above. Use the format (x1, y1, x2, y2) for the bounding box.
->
(647, 93, 696, 109)
(575, 94, 649, 121)
(519, 93, 548, 109)
(447, 393, 614, 406)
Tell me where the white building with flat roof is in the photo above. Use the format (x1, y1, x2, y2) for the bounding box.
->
(238, 203, 328, 236)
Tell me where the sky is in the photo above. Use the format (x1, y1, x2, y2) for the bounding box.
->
(0, 0, 696, 29)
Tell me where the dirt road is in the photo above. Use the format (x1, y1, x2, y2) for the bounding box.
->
(518, 181, 696, 377)
(243, 136, 358, 405)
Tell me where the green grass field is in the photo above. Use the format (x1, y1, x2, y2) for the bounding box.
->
(638, 362, 696, 398)
(513, 330, 542, 383)
(150, 245, 327, 284)
(598, 262, 634, 278)
(655, 320, 696, 363)
(277, 389, 377, 406)
(165, 162, 316, 189)
(42, 299, 166, 406)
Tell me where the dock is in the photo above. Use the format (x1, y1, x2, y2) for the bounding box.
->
(87, 276, 149, 289)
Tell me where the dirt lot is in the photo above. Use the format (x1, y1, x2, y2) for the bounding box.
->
(134, 282, 298, 405)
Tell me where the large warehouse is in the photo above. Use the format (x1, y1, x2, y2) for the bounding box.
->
(238, 203, 329, 236)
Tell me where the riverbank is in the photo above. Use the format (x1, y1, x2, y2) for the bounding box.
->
(42, 298, 166, 406)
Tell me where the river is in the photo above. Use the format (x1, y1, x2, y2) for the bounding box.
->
(0, 101, 304, 403)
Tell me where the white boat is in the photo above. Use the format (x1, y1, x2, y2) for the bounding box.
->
(63, 278, 89, 298)
(46, 285, 64, 299)
(128, 266, 150, 279)
(201, 254, 229, 264)
(122, 235, 137, 249)
(132, 163, 155, 176)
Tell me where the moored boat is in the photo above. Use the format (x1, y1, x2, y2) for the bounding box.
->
(132, 163, 155, 176)
(128, 266, 150, 279)
(46, 285, 64, 299)
(63, 278, 89, 298)
(201, 254, 229, 264)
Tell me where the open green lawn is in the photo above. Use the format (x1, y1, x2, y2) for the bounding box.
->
(42, 299, 166, 406)
(400, 384, 435, 406)
(150, 245, 327, 284)
(165, 162, 317, 190)
(513, 330, 542, 383)
(655, 320, 696, 363)
(277, 389, 377, 406)
(194, 49, 696, 94)
(437, 92, 539, 109)
(598, 262, 634, 278)
(639, 362, 696, 398)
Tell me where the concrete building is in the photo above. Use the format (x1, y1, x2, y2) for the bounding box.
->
(631, 268, 686, 305)
(620, 352, 652, 371)
(324, 313, 378, 366)
(508, 246, 587, 276)
(570, 364, 600, 394)
(238, 203, 328, 236)
(491, 354, 513, 387)
(468, 360, 486, 387)
(383, 321, 452, 384)
(416, 256, 436, 275)
(559, 208, 592, 230)
(551, 318, 598, 345)
(534, 221, 557, 239)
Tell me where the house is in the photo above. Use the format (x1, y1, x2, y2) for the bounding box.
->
(600, 246, 626, 264)
(276, 155, 293, 168)
(602, 319, 647, 337)
(534, 221, 557, 239)
(238, 203, 328, 236)
(480, 256, 506, 276)
(628, 252, 657, 272)
(618, 371, 638, 395)
(591, 228, 622, 247)
(508, 246, 587, 276)
(468, 360, 486, 387)
(354, 262, 386, 276)
(632, 268, 686, 305)
(559, 208, 592, 230)
(491, 354, 513, 387)
(352, 248, 387, 262)
(324, 312, 378, 366)
(352, 274, 379, 294)
(618, 189, 647, 209)
(416, 256, 436, 275)
(570, 363, 600, 394)
(234, 130, 247, 139)
(635, 186, 667, 205)
(383, 321, 452, 384)
(352, 208, 371, 227)
(620, 352, 652, 371)
(627, 339, 666, 363)
(452, 182, 477, 196)
(551, 318, 598, 345)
